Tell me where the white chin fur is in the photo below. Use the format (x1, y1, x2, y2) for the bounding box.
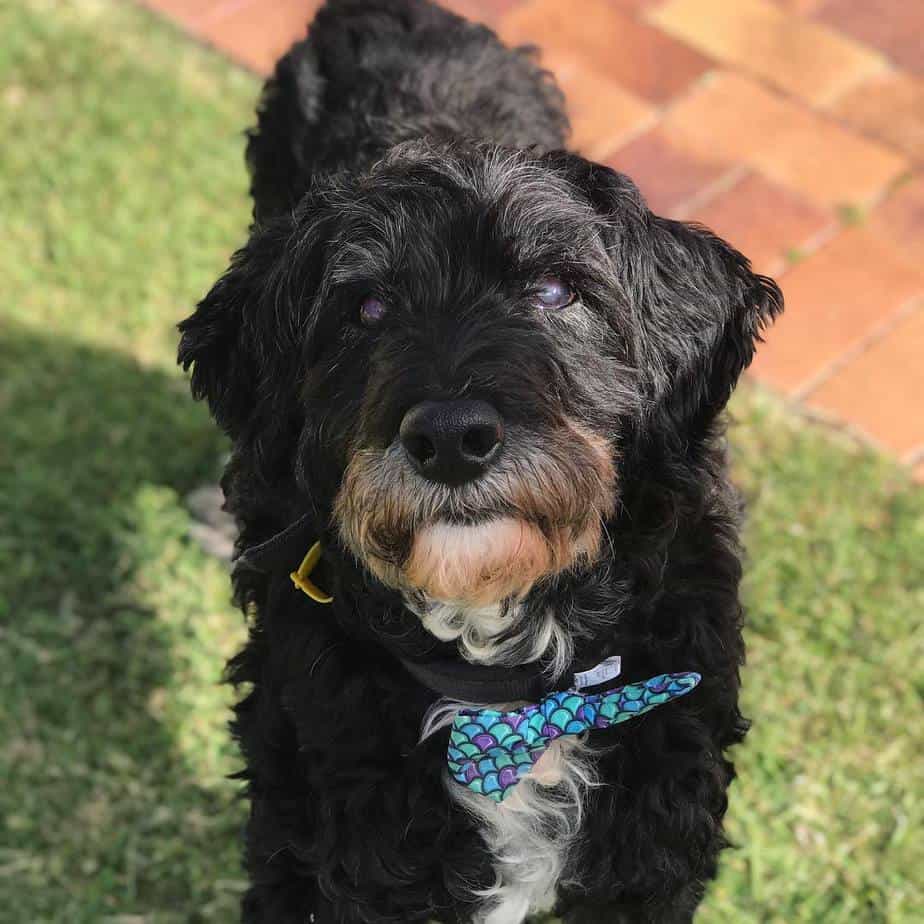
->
(417, 597, 573, 681)
(404, 518, 577, 680)
(406, 516, 554, 607)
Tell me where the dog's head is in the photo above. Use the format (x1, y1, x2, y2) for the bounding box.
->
(179, 142, 780, 657)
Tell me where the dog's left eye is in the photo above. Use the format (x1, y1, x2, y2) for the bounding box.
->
(359, 295, 389, 328)
(532, 277, 575, 311)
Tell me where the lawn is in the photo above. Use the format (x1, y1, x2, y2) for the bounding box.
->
(0, 1, 921, 922)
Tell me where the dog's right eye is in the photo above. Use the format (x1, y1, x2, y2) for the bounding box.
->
(359, 295, 389, 328)
(531, 276, 575, 311)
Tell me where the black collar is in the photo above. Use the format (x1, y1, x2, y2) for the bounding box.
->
(397, 656, 550, 703)
(235, 512, 555, 704)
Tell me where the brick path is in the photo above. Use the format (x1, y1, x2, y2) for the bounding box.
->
(146, 0, 924, 479)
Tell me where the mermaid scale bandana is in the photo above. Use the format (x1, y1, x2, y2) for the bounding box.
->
(447, 672, 701, 802)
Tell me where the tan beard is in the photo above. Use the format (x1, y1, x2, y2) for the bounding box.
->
(403, 515, 602, 607)
(334, 421, 616, 607)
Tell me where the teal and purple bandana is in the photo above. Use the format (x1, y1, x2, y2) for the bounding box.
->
(447, 671, 701, 802)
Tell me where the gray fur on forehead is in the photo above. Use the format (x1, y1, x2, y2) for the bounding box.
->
(316, 143, 618, 280)
(337, 141, 601, 223)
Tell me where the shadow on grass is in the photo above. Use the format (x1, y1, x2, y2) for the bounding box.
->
(0, 322, 245, 922)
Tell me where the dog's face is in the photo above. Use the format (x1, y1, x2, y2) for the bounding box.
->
(180, 142, 779, 636)
(328, 151, 632, 611)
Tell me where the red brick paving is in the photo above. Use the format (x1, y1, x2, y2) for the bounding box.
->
(806, 306, 924, 458)
(686, 172, 834, 278)
(868, 176, 924, 268)
(814, 0, 924, 76)
(141, 0, 924, 478)
(650, 0, 886, 105)
(605, 125, 736, 217)
(771, 0, 827, 13)
(607, 0, 667, 10)
(197, 0, 318, 73)
(441, 0, 522, 25)
(500, 0, 713, 104)
(543, 51, 655, 159)
(150, 0, 222, 20)
(829, 72, 924, 164)
(660, 71, 907, 208)
(749, 228, 924, 395)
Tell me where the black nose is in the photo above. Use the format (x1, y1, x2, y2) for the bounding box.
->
(399, 400, 504, 485)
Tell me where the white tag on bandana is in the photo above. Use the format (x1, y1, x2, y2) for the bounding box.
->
(573, 655, 622, 690)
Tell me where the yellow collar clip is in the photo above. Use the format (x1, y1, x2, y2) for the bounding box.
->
(290, 540, 334, 604)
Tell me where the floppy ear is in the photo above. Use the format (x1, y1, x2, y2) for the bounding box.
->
(631, 213, 783, 429)
(562, 157, 782, 433)
(177, 240, 264, 437)
(177, 211, 325, 438)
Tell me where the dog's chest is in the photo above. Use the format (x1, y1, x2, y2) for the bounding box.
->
(449, 736, 591, 924)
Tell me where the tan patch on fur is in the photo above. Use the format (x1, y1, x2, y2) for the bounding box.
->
(406, 518, 551, 606)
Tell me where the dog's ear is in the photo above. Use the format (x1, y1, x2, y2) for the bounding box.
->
(633, 212, 783, 430)
(178, 211, 325, 438)
(177, 237, 265, 437)
(559, 156, 782, 432)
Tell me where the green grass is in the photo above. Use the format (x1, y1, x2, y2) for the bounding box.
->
(1, 1, 922, 922)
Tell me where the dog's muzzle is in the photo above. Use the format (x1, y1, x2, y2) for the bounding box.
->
(334, 411, 616, 606)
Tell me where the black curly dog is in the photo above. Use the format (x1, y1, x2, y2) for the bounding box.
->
(178, 1, 782, 921)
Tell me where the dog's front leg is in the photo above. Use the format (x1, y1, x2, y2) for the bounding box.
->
(289, 736, 488, 923)
(233, 652, 489, 923)
(238, 766, 335, 924)
(242, 851, 336, 924)
(559, 886, 700, 924)
(557, 716, 735, 924)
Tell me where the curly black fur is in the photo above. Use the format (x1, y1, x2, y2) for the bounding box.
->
(177, 2, 782, 921)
